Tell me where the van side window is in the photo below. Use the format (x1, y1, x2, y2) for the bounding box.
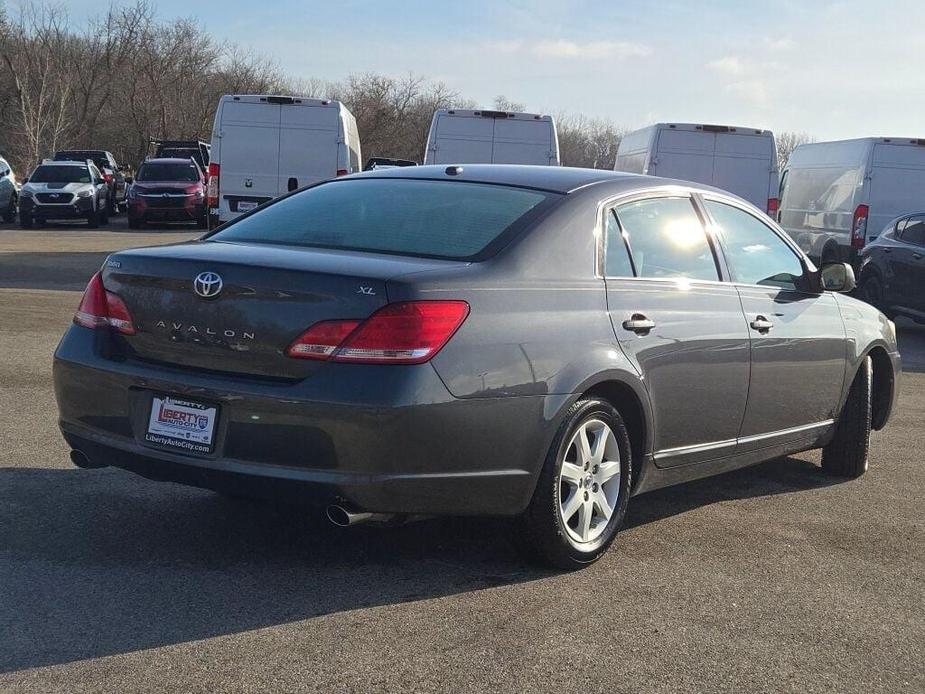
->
(604, 210, 635, 277)
(705, 200, 804, 290)
(899, 215, 925, 246)
(613, 197, 718, 281)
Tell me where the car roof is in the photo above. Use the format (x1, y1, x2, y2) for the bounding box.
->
(349, 164, 644, 194)
(39, 160, 89, 167)
(143, 157, 198, 164)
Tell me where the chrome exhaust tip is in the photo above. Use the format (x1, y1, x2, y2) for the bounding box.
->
(325, 504, 395, 527)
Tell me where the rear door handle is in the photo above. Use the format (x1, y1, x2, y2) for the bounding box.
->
(622, 314, 655, 334)
(750, 316, 774, 332)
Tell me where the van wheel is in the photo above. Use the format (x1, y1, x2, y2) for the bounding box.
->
(519, 398, 632, 569)
(822, 356, 872, 478)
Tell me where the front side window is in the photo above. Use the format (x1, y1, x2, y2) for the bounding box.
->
(210, 179, 555, 260)
(705, 199, 804, 290)
(613, 196, 718, 281)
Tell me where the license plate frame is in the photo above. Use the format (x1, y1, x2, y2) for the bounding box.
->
(145, 395, 218, 454)
(237, 200, 258, 212)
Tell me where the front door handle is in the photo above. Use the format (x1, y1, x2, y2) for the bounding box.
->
(622, 314, 656, 334)
(750, 316, 774, 332)
(913, 252, 923, 260)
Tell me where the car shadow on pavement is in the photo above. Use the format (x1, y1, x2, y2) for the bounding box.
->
(1, 455, 838, 673)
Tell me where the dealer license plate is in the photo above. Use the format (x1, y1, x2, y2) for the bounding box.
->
(145, 396, 217, 454)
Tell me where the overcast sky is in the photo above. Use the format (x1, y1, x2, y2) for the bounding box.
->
(79, 0, 925, 140)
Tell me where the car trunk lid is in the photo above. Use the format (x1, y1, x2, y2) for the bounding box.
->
(102, 240, 458, 380)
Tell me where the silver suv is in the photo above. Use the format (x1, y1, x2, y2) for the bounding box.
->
(19, 160, 110, 228)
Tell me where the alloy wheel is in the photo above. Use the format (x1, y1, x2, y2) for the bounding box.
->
(558, 419, 621, 545)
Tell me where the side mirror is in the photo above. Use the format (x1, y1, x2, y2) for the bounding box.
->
(125, 176, 133, 184)
(819, 262, 856, 293)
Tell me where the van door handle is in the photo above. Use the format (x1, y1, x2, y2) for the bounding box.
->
(750, 316, 774, 332)
(622, 314, 655, 334)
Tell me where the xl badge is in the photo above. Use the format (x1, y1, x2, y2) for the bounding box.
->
(357, 286, 376, 295)
(193, 271, 223, 299)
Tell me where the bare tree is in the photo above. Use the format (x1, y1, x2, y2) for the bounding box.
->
(776, 131, 815, 169)
(557, 115, 626, 169)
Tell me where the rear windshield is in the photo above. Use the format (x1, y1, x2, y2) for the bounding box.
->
(56, 152, 108, 169)
(209, 179, 555, 260)
(137, 162, 200, 181)
(30, 165, 90, 183)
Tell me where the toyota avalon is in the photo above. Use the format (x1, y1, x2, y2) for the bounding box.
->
(53, 165, 901, 568)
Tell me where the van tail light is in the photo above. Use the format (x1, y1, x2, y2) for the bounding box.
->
(336, 168, 348, 177)
(766, 197, 778, 216)
(207, 162, 220, 207)
(74, 272, 136, 335)
(286, 301, 470, 364)
(852, 204, 869, 248)
(103, 172, 113, 184)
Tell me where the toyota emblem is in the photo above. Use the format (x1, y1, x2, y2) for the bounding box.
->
(193, 271, 223, 299)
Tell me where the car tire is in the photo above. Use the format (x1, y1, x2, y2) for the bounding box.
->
(196, 214, 208, 229)
(2, 194, 16, 223)
(822, 356, 872, 478)
(128, 217, 143, 229)
(86, 206, 100, 228)
(859, 274, 892, 317)
(100, 204, 110, 226)
(19, 212, 32, 229)
(519, 398, 632, 570)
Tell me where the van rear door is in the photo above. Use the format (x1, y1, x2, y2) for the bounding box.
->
(712, 133, 776, 209)
(217, 100, 281, 218)
(278, 103, 341, 194)
(652, 128, 715, 183)
(431, 114, 494, 164)
(492, 118, 554, 165)
(868, 143, 925, 242)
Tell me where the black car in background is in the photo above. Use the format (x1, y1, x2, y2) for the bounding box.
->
(858, 212, 925, 322)
(152, 140, 211, 172)
(54, 150, 127, 214)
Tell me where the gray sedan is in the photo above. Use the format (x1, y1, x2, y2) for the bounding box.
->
(53, 165, 901, 568)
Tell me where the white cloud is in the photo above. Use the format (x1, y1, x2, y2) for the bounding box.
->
(764, 36, 794, 51)
(727, 80, 771, 107)
(708, 56, 747, 76)
(484, 38, 650, 60)
(532, 39, 651, 60)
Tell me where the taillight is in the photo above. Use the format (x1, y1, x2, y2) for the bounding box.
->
(767, 197, 778, 216)
(286, 319, 360, 360)
(286, 301, 469, 364)
(336, 169, 348, 177)
(103, 173, 113, 184)
(73, 272, 135, 335)
(852, 204, 869, 248)
(207, 162, 219, 207)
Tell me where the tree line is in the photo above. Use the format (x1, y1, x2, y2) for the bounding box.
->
(0, 1, 811, 176)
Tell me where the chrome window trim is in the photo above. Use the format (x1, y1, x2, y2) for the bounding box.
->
(595, 185, 726, 283)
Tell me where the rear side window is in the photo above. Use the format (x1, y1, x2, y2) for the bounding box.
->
(604, 210, 634, 277)
(613, 197, 718, 281)
(705, 200, 804, 290)
(899, 215, 925, 246)
(210, 179, 554, 260)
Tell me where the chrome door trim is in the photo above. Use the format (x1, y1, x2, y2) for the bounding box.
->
(737, 419, 834, 446)
(653, 419, 835, 461)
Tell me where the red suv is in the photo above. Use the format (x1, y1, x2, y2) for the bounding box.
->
(127, 158, 207, 228)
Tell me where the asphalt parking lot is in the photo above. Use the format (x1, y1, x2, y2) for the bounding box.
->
(1, 219, 923, 693)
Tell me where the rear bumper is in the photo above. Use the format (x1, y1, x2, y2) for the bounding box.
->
(53, 326, 551, 516)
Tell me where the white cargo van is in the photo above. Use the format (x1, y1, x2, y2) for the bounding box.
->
(779, 137, 925, 265)
(423, 109, 559, 166)
(208, 94, 361, 226)
(614, 123, 779, 214)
